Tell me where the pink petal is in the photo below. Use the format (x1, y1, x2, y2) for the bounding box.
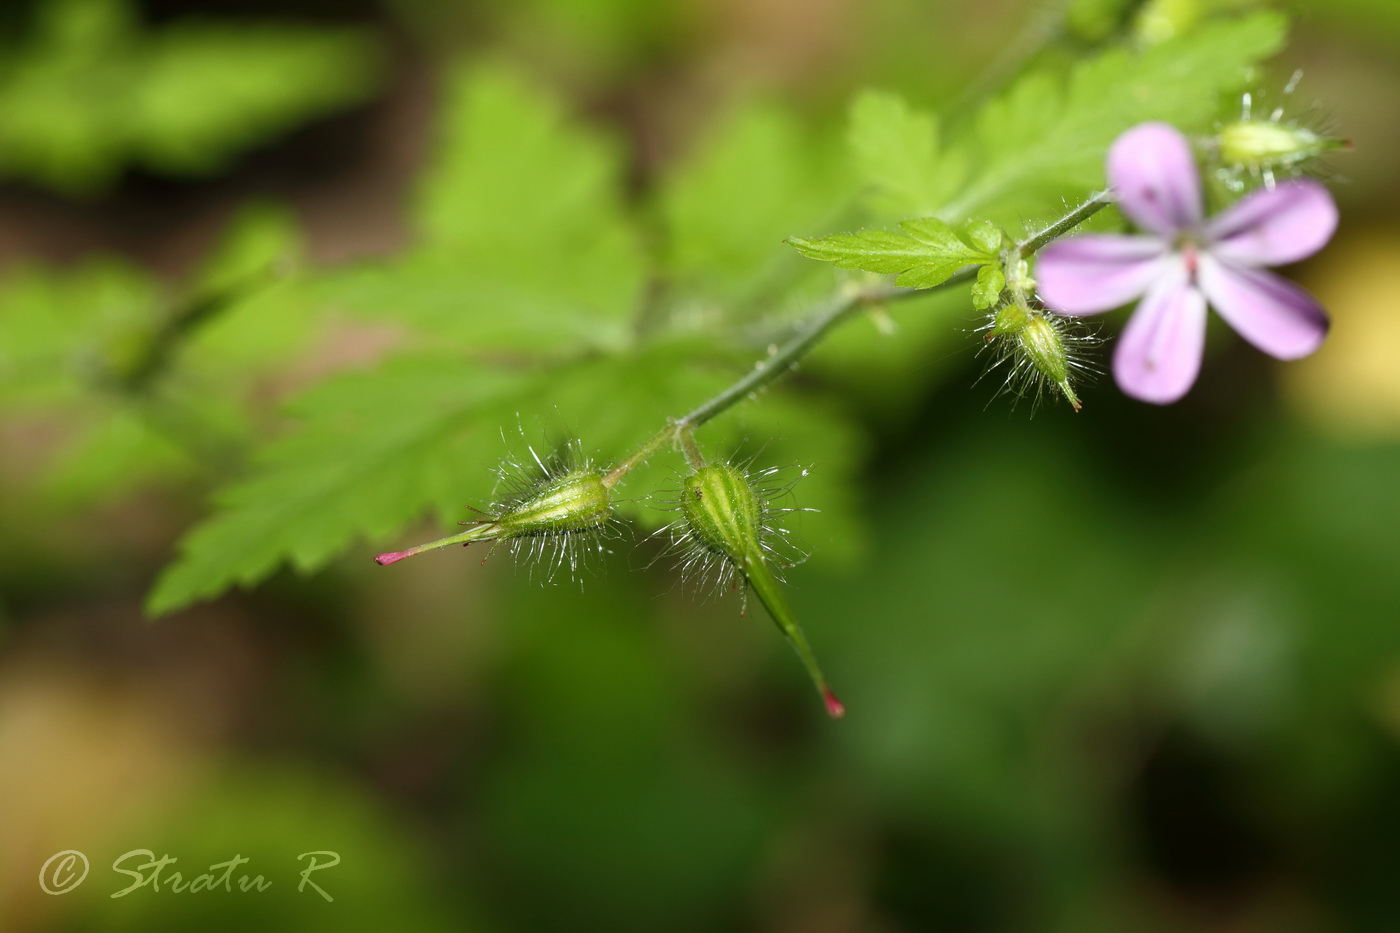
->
(1197, 256, 1328, 360)
(1036, 234, 1167, 315)
(1113, 267, 1207, 404)
(1108, 123, 1203, 237)
(1205, 179, 1338, 267)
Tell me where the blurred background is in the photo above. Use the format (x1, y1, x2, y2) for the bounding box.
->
(2, 0, 1399, 930)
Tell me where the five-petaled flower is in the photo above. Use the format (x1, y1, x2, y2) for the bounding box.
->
(1036, 121, 1337, 404)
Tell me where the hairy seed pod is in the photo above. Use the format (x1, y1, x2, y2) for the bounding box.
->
(494, 468, 611, 538)
(674, 461, 844, 718)
(375, 450, 613, 579)
(680, 463, 763, 568)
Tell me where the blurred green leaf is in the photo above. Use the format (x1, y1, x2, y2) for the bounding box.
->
(848, 88, 965, 219)
(0, 205, 309, 506)
(315, 65, 644, 352)
(0, 0, 382, 194)
(655, 102, 850, 308)
(940, 12, 1286, 220)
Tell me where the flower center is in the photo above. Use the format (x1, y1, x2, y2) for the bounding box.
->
(1175, 236, 1201, 284)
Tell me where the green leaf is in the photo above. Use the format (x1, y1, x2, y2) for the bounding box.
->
(146, 325, 876, 615)
(0, 207, 313, 506)
(313, 65, 644, 352)
(848, 89, 965, 218)
(939, 12, 1287, 220)
(133, 22, 382, 175)
(657, 102, 849, 304)
(145, 340, 711, 615)
(971, 263, 1005, 311)
(0, 258, 161, 408)
(147, 357, 536, 616)
(0, 0, 383, 194)
(788, 217, 997, 289)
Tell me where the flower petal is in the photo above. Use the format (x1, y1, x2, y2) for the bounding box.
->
(1198, 256, 1328, 360)
(1108, 122, 1203, 236)
(1205, 179, 1338, 267)
(1113, 267, 1207, 404)
(1036, 234, 1167, 315)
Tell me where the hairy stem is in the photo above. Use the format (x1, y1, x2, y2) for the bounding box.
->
(605, 192, 1106, 486)
(1016, 190, 1113, 258)
(603, 277, 949, 485)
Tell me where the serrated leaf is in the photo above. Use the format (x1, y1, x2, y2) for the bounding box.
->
(146, 341, 716, 615)
(314, 65, 644, 352)
(848, 89, 964, 218)
(147, 358, 537, 616)
(146, 321, 881, 615)
(939, 13, 1287, 220)
(788, 217, 996, 289)
(657, 102, 849, 305)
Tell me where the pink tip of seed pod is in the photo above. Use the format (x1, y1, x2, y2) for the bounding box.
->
(374, 550, 414, 566)
(823, 687, 846, 719)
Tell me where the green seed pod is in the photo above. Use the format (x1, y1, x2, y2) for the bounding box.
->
(375, 450, 612, 577)
(674, 461, 844, 718)
(495, 468, 611, 538)
(679, 463, 763, 569)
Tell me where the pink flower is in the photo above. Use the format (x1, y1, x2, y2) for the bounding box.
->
(1036, 122, 1337, 404)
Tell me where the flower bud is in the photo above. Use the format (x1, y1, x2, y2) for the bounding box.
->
(985, 302, 1085, 410)
(676, 461, 843, 718)
(1216, 119, 1347, 177)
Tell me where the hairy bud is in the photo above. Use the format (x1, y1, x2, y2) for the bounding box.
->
(981, 301, 1091, 410)
(1216, 120, 1347, 179)
(1212, 77, 1350, 190)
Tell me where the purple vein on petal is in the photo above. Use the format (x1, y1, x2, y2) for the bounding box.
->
(1107, 122, 1203, 237)
(1198, 256, 1329, 360)
(1205, 179, 1339, 268)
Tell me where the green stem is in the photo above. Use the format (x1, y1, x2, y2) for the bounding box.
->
(1015, 190, 1113, 259)
(677, 281, 909, 430)
(741, 547, 844, 718)
(374, 522, 501, 565)
(605, 193, 1106, 487)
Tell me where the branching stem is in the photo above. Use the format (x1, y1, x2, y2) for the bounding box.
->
(602, 191, 1108, 488)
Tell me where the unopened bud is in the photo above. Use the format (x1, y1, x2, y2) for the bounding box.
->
(988, 302, 1083, 410)
(1216, 120, 1348, 176)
